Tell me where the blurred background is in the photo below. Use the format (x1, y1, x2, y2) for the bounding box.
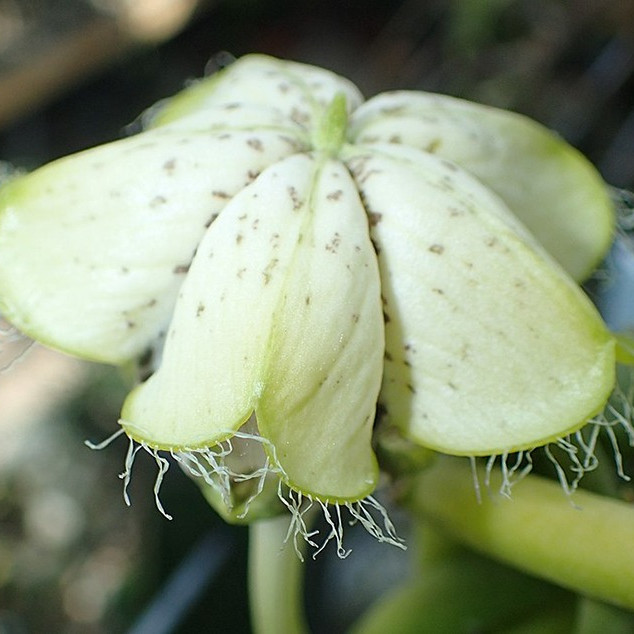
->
(1, 1, 634, 632)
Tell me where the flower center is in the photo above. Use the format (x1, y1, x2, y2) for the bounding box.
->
(311, 93, 348, 156)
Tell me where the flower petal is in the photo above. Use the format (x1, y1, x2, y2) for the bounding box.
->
(149, 54, 364, 132)
(257, 159, 383, 500)
(346, 143, 615, 455)
(349, 92, 614, 281)
(0, 124, 301, 364)
(121, 154, 383, 501)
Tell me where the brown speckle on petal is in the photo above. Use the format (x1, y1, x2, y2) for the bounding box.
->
(288, 186, 303, 211)
(247, 138, 264, 152)
(290, 107, 310, 126)
(150, 195, 167, 207)
(425, 139, 441, 153)
(368, 212, 382, 226)
(262, 258, 279, 285)
(325, 233, 341, 254)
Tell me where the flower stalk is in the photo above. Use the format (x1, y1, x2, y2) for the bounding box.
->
(405, 456, 634, 610)
(248, 515, 310, 634)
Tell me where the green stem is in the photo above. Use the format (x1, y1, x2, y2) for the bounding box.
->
(248, 515, 309, 634)
(405, 456, 634, 610)
(575, 597, 634, 633)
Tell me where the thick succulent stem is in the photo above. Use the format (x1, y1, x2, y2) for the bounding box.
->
(405, 456, 634, 610)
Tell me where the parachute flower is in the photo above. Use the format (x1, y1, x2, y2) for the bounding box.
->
(0, 55, 617, 554)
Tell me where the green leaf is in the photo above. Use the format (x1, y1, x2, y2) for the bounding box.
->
(349, 553, 573, 634)
(349, 92, 614, 281)
(345, 143, 614, 455)
(615, 333, 634, 365)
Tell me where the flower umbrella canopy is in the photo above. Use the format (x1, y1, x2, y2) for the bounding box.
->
(0, 55, 615, 525)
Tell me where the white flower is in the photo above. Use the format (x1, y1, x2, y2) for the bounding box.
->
(0, 55, 616, 550)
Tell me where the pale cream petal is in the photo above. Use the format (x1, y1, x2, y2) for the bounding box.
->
(349, 92, 614, 281)
(0, 125, 301, 364)
(121, 155, 383, 501)
(150, 54, 364, 133)
(346, 143, 614, 455)
(121, 154, 319, 446)
(258, 159, 383, 500)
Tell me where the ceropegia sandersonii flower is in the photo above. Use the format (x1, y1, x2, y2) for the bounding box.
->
(0, 54, 620, 554)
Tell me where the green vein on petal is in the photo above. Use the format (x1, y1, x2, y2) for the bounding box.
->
(121, 154, 382, 501)
(349, 92, 614, 281)
(0, 123, 301, 364)
(345, 143, 615, 456)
